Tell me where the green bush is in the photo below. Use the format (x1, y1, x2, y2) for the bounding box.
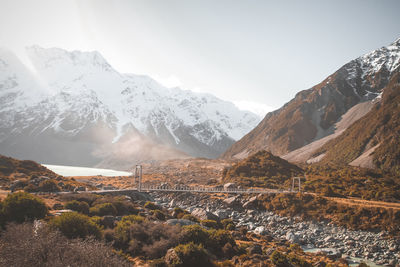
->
(50, 212, 101, 239)
(152, 209, 166, 221)
(1, 192, 47, 224)
(173, 207, 186, 218)
(90, 203, 117, 216)
(201, 219, 221, 229)
(221, 219, 235, 230)
(65, 200, 90, 214)
(120, 214, 145, 223)
(270, 250, 289, 267)
(180, 225, 210, 246)
(112, 200, 138, 216)
(144, 201, 159, 210)
(113, 219, 181, 259)
(167, 242, 212, 267)
(38, 179, 60, 192)
(208, 229, 236, 256)
(181, 214, 199, 223)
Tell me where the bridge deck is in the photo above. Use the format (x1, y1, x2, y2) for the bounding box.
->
(87, 186, 298, 195)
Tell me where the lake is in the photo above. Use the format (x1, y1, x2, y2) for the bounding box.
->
(43, 164, 132, 177)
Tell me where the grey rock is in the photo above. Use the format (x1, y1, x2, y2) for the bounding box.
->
(214, 209, 229, 220)
(191, 208, 219, 221)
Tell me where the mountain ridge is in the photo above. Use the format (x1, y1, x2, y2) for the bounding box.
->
(222, 38, 400, 166)
(0, 46, 260, 169)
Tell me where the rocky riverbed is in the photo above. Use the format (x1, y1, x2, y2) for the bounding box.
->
(150, 192, 400, 267)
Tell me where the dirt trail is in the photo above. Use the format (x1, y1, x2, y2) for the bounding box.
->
(327, 196, 400, 210)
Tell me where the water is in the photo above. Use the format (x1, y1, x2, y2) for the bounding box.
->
(43, 164, 132, 177)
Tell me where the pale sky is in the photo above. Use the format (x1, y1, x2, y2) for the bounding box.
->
(1, 0, 399, 116)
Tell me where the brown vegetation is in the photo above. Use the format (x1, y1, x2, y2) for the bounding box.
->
(313, 73, 400, 175)
(222, 150, 303, 188)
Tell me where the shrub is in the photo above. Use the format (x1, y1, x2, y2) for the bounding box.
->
(201, 219, 221, 229)
(0, 223, 130, 267)
(114, 219, 181, 259)
(112, 200, 138, 216)
(60, 193, 99, 206)
(208, 229, 236, 256)
(91, 196, 138, 216)
(65, 200, 90, 214)
(38, 179, 60, 192)
(90, 203, 117, 216)
(144, 201, 159, 210)
(221, 219, 235, 230)
(49, 212, 101, 239)
(1, 192, 47, 224)
(152, 209, 166, 221)
(166, 242, 212, 267)
(23, 184, 38, 193)
(121, 214, 145, 223)
(173, 207, 186, 218)
(180, 225, 210, 246)
(270, 250, 289, 267)
(181, 214, 199, 223)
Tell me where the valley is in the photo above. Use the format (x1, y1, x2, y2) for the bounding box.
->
(1, 3, 400, 265)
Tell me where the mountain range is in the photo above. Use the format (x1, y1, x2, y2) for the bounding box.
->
(223, 38, 400, 174)
(0, 46, 260, 169)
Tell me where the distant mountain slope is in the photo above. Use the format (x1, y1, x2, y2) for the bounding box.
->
(310, 72, 400, 175)
(222, 150, 303, 188)
(223, 38, 400, 161)
(0, 46, 260, 168)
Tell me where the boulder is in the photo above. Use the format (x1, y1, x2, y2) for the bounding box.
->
(243, 196, 258, 209)
(164, 248, 180, 266)
(254, 226, 267, 235)
(223, 183, 236, 190)
(223, 196, 241, 208)
(286, 231, 299, 243)
(191, 208, 219, 221)
(214, 209, 229, 220)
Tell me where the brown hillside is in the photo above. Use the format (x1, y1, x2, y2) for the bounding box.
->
(312, 72, 400, 175)
(222, 150, 303, 188)
(0, 154, 58, 181)
(222, 40, 399, 160)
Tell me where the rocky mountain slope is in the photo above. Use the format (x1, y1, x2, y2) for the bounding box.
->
(310, 72, 400, 175)
(223, 38, 400, 165)
(0, 46, 260, 168)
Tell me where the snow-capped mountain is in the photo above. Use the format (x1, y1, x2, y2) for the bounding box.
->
(0, 46, 260, 169)
(223, 38, 400, 161)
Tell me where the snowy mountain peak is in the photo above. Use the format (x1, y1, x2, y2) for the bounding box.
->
(27, 45, 112, 70)
(0, 45, 260, 167)
(358, 38, 400, 76)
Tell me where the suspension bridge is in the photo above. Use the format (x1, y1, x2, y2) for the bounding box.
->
(88, 165, 303, 195)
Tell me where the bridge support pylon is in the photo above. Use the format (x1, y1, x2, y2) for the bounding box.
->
(135, 165, 142, 192)
(292, 177, 302, 193)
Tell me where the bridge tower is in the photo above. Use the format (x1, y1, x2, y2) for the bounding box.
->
(292, 177, 302, 193)
(135, 165, 142, 192)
